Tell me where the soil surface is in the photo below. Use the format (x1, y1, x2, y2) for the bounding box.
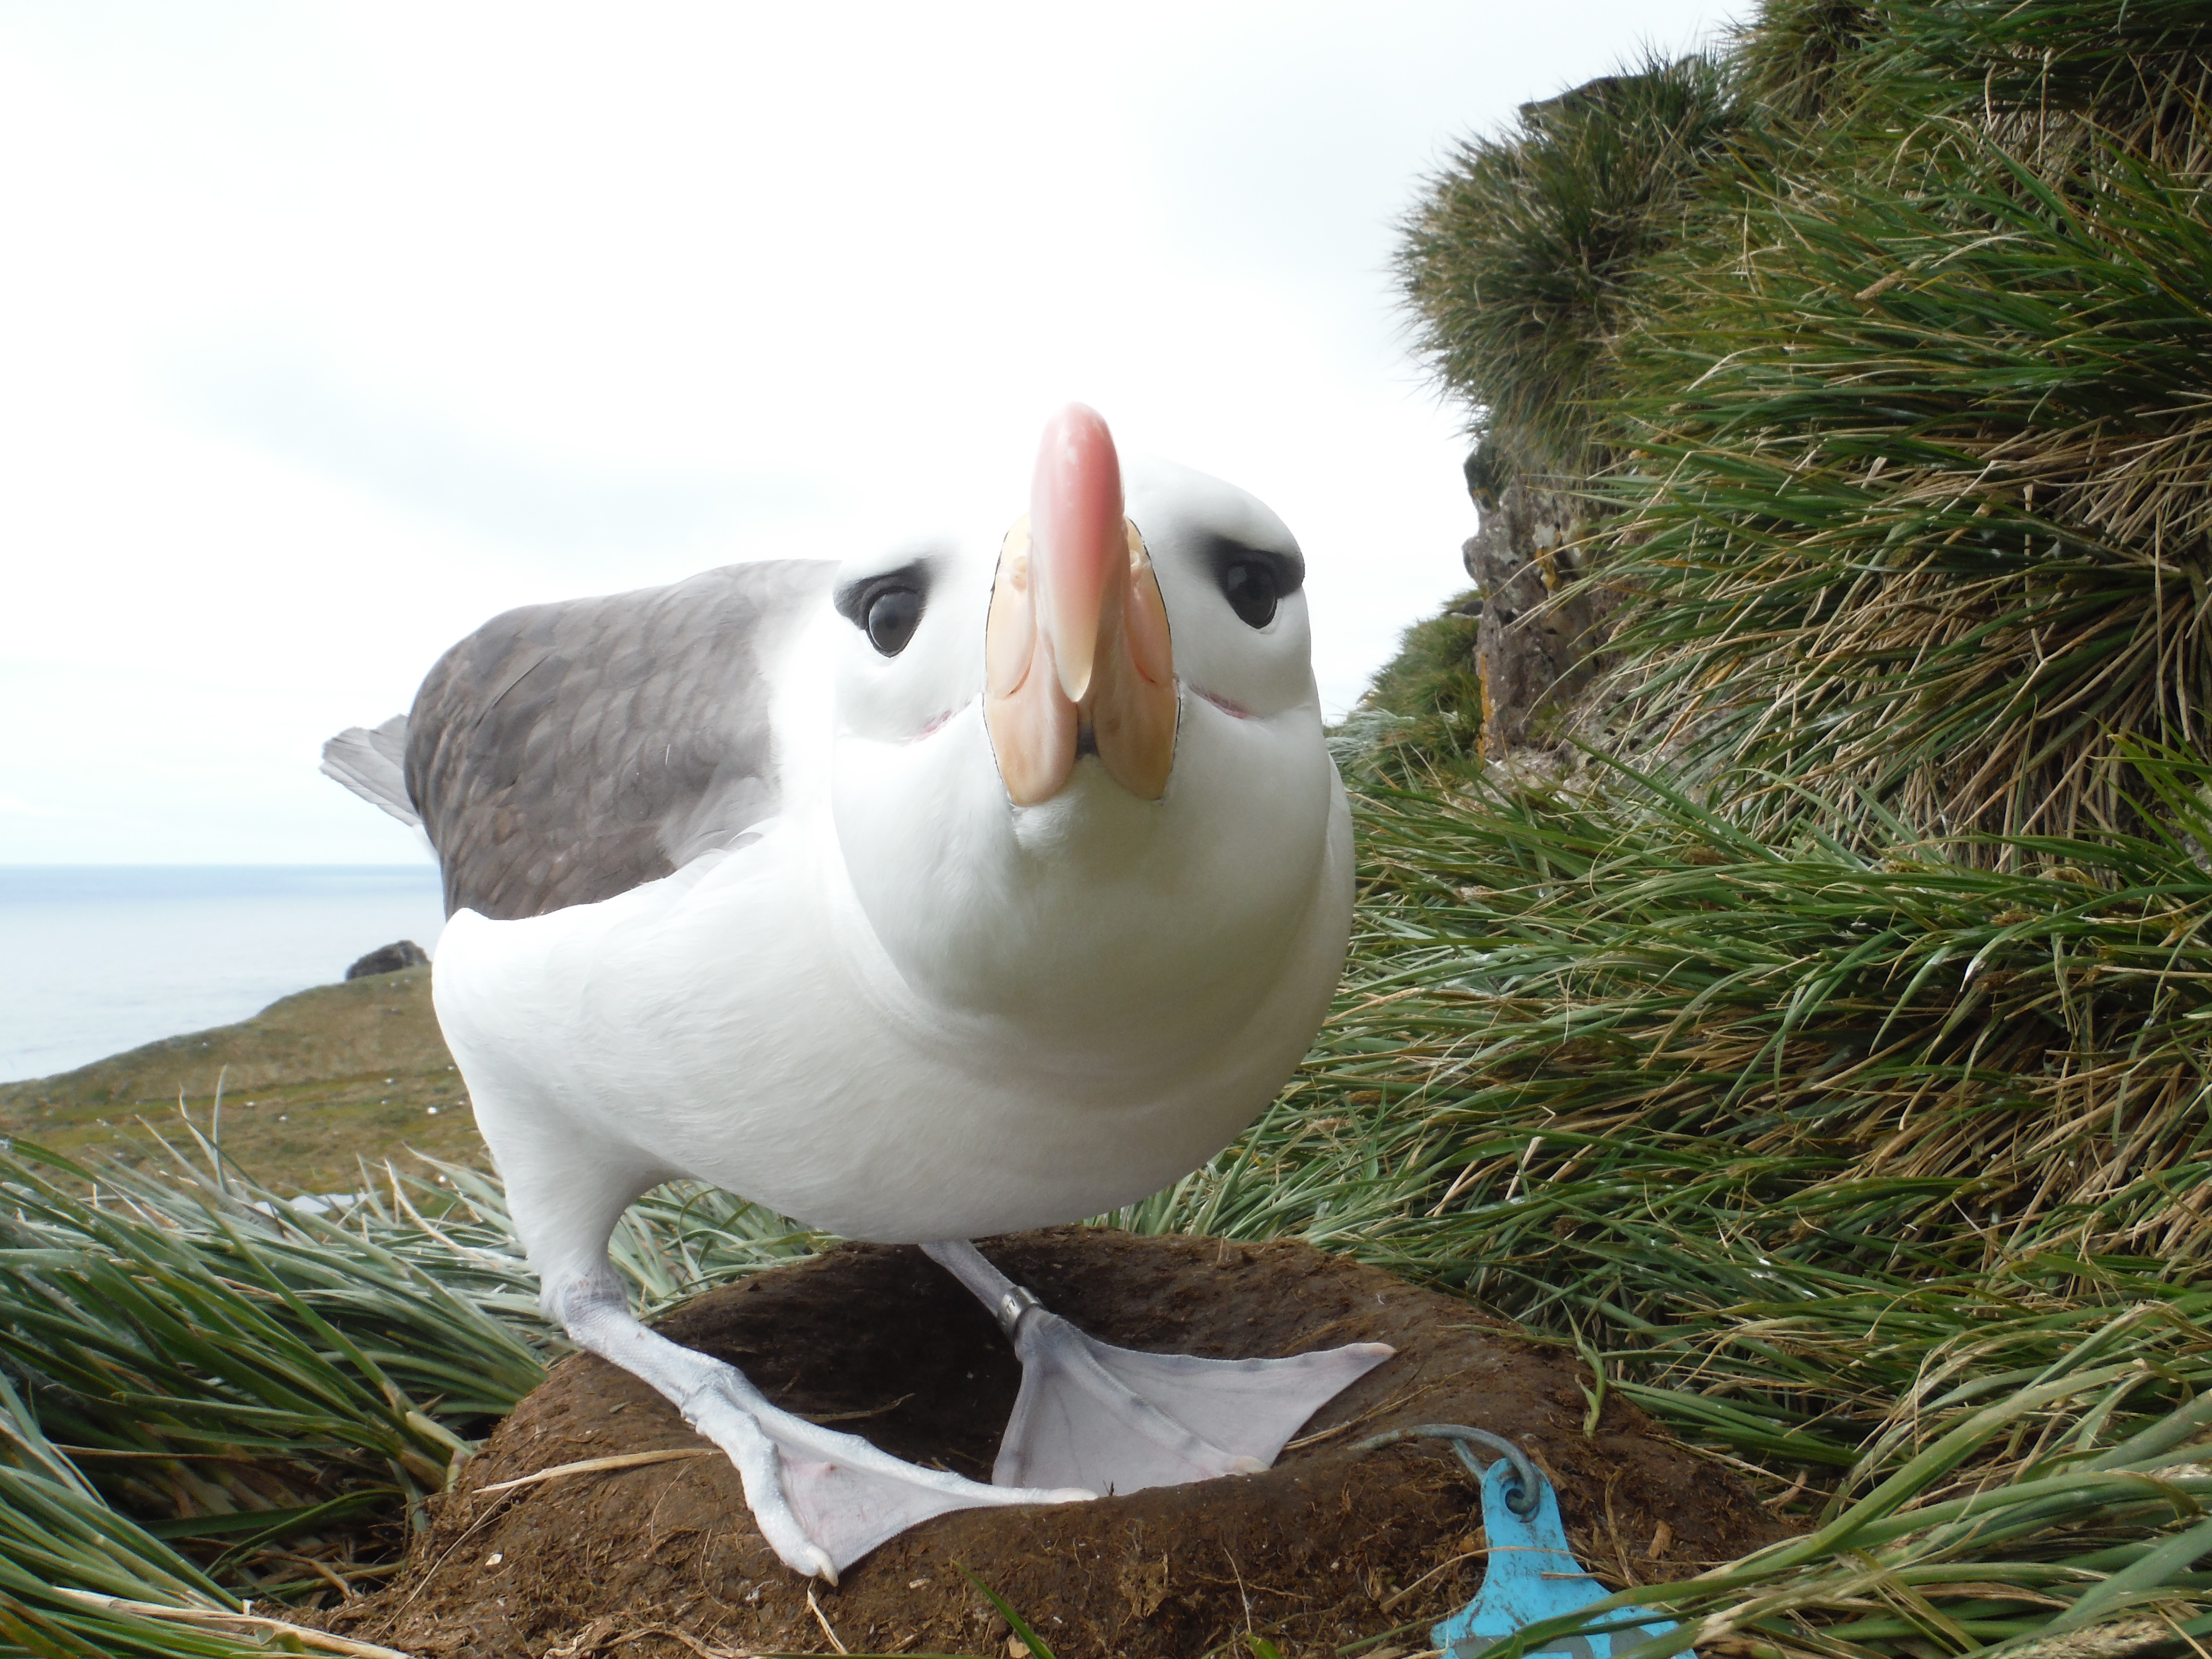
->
(330, 1229, 1785, 1659)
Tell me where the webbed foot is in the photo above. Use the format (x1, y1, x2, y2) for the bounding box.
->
(921, 1240, 1394, 1496)
(555, 1263, 1089, 1580)
(677, 1364, 1091, 1579)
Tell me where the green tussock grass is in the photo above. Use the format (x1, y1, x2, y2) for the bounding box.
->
(1397, 50, 1743, 482)
(1599, 116, 2212, 842)
(1354, 3, 2212, 1640)
(0, 1131, 822, 1656)
(1113, 746, 2212, 1659)
(1402, 0, 2212, 843)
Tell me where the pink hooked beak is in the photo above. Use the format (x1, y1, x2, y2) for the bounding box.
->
(985, 405, 1177, 806)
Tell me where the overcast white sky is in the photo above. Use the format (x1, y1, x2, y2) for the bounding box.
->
(0, 1, 1746, 865)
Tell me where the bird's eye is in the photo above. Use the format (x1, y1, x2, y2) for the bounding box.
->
(1220, 560, 1279, 629)
(864, 587, 923, 656)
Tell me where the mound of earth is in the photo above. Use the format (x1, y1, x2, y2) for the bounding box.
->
(330, 1229, 1784, 1658)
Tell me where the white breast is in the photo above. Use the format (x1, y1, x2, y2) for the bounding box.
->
(432, 703, 1353, 1242)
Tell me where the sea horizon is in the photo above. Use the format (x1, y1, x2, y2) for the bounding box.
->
(0, 864, 447, 1083)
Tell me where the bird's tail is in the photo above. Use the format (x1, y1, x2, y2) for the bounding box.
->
(321, 714, 420, 827)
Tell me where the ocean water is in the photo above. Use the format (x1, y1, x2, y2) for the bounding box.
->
(0, 866, 447, 1083)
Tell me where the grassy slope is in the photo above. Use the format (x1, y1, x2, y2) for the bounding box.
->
(1344, 590, 1488, 786)
(1346, 12, 2212, 1645)
(0, 968, 486, 1194)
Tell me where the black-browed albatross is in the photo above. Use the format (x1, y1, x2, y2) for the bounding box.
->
(325, 405, 1390, 1580)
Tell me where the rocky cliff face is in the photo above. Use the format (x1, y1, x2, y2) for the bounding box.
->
(1459, 481, 1613, 758)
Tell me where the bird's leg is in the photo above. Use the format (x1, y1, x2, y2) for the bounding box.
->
(919, 1240, 1393, 1496)
(548, 1260, 1092, 1581)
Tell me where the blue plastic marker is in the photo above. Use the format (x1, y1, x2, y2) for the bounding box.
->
(1351, 1424, 1685, 1659)
(1432, 1457, 1686, 1659)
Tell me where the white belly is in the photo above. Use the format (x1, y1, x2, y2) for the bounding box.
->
(432, 819, 1345, 1243)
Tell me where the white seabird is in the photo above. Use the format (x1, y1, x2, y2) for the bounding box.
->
(325, 405, 1390, 1580)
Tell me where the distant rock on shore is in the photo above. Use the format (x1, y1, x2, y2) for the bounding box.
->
(347, 940, 430, 980)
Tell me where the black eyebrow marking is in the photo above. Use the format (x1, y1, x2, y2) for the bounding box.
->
(833, 558, 933, 628)
(1196, 531, 1304, 597)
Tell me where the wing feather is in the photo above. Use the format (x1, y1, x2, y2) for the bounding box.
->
(320, 714, 420, 827)
(404, 560, 835, 920)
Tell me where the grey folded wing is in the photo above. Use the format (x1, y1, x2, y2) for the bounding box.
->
(322, 714, 420, 827)
(402, 559, 837, 921)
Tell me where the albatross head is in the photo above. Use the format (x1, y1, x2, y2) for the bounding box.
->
(818, 404, 1344, 1045)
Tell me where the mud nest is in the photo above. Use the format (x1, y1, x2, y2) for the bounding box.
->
(330, 1229, 1785, 1658)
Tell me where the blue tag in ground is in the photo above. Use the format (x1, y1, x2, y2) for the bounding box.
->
(1431, 1458, 1687, 1659)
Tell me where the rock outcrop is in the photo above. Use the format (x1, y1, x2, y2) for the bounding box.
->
(346, 940, 430, 980)
(1459, 481, 1613, 758)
